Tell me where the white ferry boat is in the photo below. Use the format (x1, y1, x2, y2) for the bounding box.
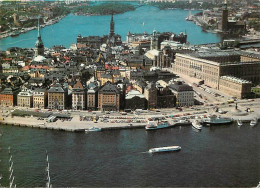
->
(85, 127, 102, 132)
(149, 146, 181, 153)
(192, 120, 202, 130)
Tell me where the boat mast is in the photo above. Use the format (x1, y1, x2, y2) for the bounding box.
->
(45, 150, 52, 188)
(8, 147, 16, 188)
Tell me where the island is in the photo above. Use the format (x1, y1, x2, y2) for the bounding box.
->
(72, 3, 136, 16)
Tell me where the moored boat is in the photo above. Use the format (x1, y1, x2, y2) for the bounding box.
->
(175, 118, 191, 126)
(192, 120, 202, 130)
(202, 116, 233, 126)
(85, 127, 102, 132)
(149, 146, 181, 153)
(237, 119, 243, 126)
(145, 120, 169, 130)
(250, 118, 258, 127)
(10, 31, 20, 37)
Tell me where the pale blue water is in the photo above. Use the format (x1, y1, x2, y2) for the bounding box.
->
(0, 6, 220, 50)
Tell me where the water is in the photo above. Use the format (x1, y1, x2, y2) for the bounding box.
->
(0, 6, 221, 50)
(0, 123, 259, 187)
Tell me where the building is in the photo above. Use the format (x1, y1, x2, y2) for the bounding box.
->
(125, 89, 147, 110)
(218, 0, 246, 33)
(48, 83, 67, 110)
(173, 51, 260, 90)
(33, 88, 48, 109)
(98, 81, 120, 111)
(87, 83, 98, 110)
(17, 88, 33, 108)
(157, 86, 176, 108)
(77, 14, 122, 49)
(219, 76, 252, 99)
(144, 82, 157, 109)
(0, 87, 18, 107)
(169, 82, 194, 107)
(72, 80, 86, 110)
(107, 14, 122, 47)
(126, 31, 187, 48)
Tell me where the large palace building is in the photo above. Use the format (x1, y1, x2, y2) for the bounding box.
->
(173, 50, 260, 98)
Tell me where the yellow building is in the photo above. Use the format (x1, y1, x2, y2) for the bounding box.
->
(33, 88, 47, 109)
(219, 76, 252, 99)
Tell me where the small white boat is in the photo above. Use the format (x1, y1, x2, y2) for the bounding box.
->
(85, 127, 102, 132)
(192, 120, 202, 130)
(237, 119, 243, 126)
(149, 146, 181, 153)
(250, 118, 258, 127)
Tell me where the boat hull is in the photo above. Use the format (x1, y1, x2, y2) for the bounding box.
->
(149, 146, 181, 153)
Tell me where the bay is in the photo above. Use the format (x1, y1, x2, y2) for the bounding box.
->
(0, 123, 259, 187)
(0, 6, 220, 50)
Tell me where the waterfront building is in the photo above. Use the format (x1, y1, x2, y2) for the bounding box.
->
(144, 82, 157, 109)
(173, 51, 260, 90)
(77, 14, 122, 49)
(125, 89, 147, 110)
(0, 87, 18, 107)
(126, 31, 187, 49)
(35, 19, 44, 56)
(218, 0, 246, 33)
(98, 81, 120, 111)
(17, 87, 33, 108)
(33, 88, 48, 109)
(157, 85, 176, 108)
(107, 14, 122, 47)
(219, 76, 252, 99)
(87, 83, 98, 110)
(48, 83, 67, 110)
(169, 82, 194, 107)
(72, 80, 86, 110)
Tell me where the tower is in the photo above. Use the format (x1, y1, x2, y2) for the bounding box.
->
(150, 29, 158, 50)
(110, 13, 115, 37)
(221, 0, 228, 31)
(35, 18, 44, 56)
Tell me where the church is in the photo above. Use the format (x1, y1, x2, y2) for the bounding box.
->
(77, 14, 122, 49)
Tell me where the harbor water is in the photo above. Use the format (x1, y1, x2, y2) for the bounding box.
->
(0, 6, 220, 50)
(0, 123, 259, 187)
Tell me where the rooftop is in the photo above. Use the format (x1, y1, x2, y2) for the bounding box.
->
(220, 76, 252, 84)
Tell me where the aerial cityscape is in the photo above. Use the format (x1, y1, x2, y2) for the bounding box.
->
(0, 0, 260, 187)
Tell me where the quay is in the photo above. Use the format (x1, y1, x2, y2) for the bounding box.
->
(1, 101, 259, 132)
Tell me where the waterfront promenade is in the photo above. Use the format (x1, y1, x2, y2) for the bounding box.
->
(1, 98, 260, 132)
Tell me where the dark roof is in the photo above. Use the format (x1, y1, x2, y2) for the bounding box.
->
(48, 83, 64, 93)
(169, 83, 193, 92)
(99, 82, 120, 94)
(0, 87, 14, 95)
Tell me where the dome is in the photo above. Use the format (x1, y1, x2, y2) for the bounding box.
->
(34, 55, 46, 62)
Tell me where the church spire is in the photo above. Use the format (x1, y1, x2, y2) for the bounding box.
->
(37, 18, 41, 38)
(35, 18, 44, 56)
(110, 13, 115, 37)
